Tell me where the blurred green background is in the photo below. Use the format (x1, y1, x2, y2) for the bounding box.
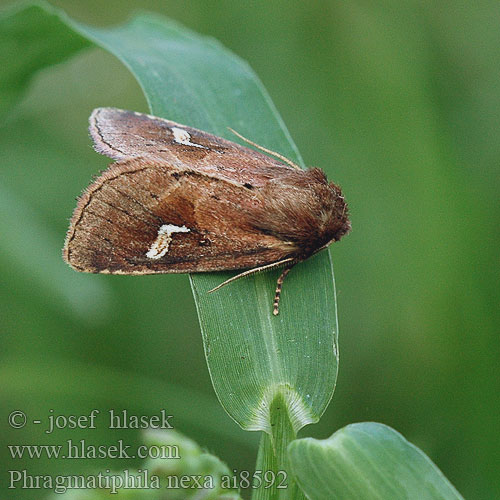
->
(1, 1, 499, 498)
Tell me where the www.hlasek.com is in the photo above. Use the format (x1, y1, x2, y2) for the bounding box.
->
(8, 469, 289, 494)
(8, 439, 177, 460)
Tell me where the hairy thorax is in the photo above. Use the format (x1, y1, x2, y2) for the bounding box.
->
(252, 167, 350, 260)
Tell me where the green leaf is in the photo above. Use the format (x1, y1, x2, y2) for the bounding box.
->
(3, 1, 339, 434)
(68, 11, 339, 433)
(288, 422, 464, 500)
(0, 2, 90, 117)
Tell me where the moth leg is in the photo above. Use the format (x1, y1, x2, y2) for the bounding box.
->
(273, 265, 294, 316)
(227, 127, 302, 170)
(208, 258, 296, 293)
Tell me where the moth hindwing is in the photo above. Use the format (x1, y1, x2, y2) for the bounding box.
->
(64, 108, 350, 314)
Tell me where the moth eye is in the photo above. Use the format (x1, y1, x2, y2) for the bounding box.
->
(199, 238, 212, 247)
(243, 183, 254, 190)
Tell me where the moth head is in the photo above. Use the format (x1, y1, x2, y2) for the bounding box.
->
(301, 169, 350, 254)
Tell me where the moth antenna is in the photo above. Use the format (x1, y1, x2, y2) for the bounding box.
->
(208, 258, 296, 293)
(228, 127, 302, 170)
(273, 266, 293, 316)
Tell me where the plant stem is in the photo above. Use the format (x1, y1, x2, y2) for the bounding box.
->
(251, 393, 306, 500)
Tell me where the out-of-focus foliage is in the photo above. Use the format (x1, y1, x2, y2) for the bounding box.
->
(1, 1, 498, 499)
(47, 429, 241, 499)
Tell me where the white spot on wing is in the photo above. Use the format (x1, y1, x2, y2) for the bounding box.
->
(146, 224, 190, 260)
(171, 127, 206, 149)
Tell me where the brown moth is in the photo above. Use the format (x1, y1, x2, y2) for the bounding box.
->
(63, 108, 350, 315)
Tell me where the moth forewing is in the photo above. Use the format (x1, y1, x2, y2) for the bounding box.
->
(63, 158, 293, 274)
(64, 108, 350, 315)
